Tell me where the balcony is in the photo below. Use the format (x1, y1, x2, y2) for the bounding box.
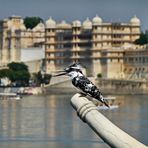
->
(45, 40, 56, 44)
(45, 32, 56, 36)
(46, 56, 66, 60)
(90, 55, 101, 59)
(46, 48, 67, 53)
(72, 31, 81, 35)
(70, 55, 85, 59)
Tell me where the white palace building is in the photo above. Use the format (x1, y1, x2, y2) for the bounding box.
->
(44, 15, 144, 79)
(0, 15, 148, 80)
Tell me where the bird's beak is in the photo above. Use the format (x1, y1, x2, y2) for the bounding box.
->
(53, 70, 67, 77)
(104, 100, 110, 108)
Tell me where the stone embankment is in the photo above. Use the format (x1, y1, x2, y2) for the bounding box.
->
(97, 78, 148, 95)
(47, 77, 148, 95)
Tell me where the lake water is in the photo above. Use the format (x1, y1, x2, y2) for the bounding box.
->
(0, 92, 148, 148)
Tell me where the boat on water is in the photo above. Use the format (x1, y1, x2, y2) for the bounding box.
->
(97, 96, 120, 110)
(0, 92, 21, 100)
(17, 87, 42, 95)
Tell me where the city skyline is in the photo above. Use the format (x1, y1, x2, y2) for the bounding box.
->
(0, 0, 147, 31)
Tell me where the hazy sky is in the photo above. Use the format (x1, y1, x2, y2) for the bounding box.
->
(0, 0, 147, 30)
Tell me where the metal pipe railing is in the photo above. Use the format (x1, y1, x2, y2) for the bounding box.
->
(70, 93, 147, 148)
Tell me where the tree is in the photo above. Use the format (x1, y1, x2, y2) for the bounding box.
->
(97, 73, 102, 78)
(7, 62, 28, 71)
(24, 16, 43, 29)
(12, 71, 30, 84)
(7, 62, 30, 86)
(0, 69, 13, 79)
(32, 71, 51, 86)
(134, 32, 148, 45)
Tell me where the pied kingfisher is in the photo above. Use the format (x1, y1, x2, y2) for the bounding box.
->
(54, 63, 109, 108)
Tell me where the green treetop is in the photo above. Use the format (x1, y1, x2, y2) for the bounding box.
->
(24, 16, 43, 29)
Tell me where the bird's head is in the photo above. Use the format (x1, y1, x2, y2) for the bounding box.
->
(53, 63, 83, 78)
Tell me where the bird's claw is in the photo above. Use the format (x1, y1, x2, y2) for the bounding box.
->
(79, 92, 87, 97)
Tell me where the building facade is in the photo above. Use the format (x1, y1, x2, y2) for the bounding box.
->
(0, 16, 45, 65)
(124, 48, 148, 80)
(45, 15, 141, 78)
(1, 15, 147, 79)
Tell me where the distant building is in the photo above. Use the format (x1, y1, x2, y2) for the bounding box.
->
(124, 49, 148, 80)
(0, 16, 44, 65)
(45, 15, 141, 78)
(1, 15, 147, 79)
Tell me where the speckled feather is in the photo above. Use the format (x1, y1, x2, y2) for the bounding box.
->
(72, 76, 102, 101)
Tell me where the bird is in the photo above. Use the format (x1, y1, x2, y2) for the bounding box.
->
(53, 63, 109, 108)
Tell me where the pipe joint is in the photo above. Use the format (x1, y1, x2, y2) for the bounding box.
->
(77, 101, 98, 122)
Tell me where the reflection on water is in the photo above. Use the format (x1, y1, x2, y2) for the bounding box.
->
(0, 93, 148, 148)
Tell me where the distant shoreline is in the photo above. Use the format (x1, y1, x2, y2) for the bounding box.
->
(46, 78, 148, 95)
(1, 78, 148, 95)
(46, 87, 148, 95)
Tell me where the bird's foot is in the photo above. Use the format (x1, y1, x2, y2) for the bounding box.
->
(79, 92, 87, 97)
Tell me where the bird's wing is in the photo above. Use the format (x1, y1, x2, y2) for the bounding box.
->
(72, 76, 99, 96)
(72, 76, 109, 108)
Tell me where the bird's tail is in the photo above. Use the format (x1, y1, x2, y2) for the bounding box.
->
(103, 100, 110, 108)
(99, 94, 110, 108)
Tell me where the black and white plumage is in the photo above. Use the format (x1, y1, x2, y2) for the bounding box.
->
(54, 63, 109, 107)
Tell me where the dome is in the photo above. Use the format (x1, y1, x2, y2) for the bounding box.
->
(33, 22, 45, 31)
(83, 18, 92, 29)
(72, 20, 81, 27)
(60, 20, 67, 26)
(20, 19, 26, 30)
(20, 24, 26, 30)
(92, 15, 102, 25)
(20, 19, 24, 24)
(46, 17, 56, 28)
(130, 15, 140, 25)
(57, 20, 71, 28)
